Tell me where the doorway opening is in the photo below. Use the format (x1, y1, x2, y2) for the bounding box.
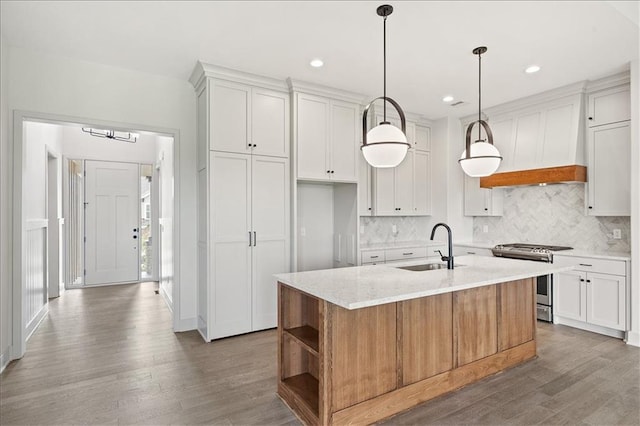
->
(12, 111, 179, 361)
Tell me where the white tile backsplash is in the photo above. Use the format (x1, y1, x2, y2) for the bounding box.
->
(473, 183, 630, 253)
(360, 216, 434, 246)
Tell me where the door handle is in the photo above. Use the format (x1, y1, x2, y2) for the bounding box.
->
(249, 231, 252, 246)
(253, 231, 256, 246)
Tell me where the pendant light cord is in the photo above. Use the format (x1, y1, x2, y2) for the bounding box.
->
(478, 50, 482, 142)
(383, 15, 387, 122)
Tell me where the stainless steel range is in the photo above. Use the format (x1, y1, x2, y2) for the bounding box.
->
(492, 243, 573, 322)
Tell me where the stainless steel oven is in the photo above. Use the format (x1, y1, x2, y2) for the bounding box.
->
(536, 274, 552, 322)
(493, 243, 573, 322)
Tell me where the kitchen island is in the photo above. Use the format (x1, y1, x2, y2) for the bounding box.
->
(274, 255, 572, 425)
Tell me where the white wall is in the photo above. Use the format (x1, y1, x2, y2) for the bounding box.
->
(61, 126, 158, 164)
(0, 34, 12, 371)
(444, 117, 473, 242)
(629, 55, 639, 346)
(7, 45, 197, 333)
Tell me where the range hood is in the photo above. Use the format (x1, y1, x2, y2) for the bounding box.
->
(480, 165, 587, 188)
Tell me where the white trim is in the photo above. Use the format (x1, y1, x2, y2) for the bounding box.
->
(554, 316, 626, 339)
(159, 279, 173, 313)
(11, 110, 182, 363)
(25, 304, 48, 342)
(175, 317, 198, 333)
(190, 61, 289, 92)
(0, 346, 10, 374)
(287, 78, 368, 104)
(26, 219, 48, 230)
(626, 330, 640, 347)
(585, 70, 631, 93)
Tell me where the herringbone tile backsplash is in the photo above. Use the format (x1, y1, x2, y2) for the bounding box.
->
(473, 183, 630, 252)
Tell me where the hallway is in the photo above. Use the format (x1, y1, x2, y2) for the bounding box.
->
(1, 282, 638, 425)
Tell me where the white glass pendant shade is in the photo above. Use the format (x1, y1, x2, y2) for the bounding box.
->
(362, 123, 409, 168)
(459, 141, 502, 177)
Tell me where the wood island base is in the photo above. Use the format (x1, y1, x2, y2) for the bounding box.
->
(277, 278, 536, 425)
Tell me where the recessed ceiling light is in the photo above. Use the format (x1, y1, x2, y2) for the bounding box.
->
(525, 65, 541, 74)
(310, 58, 324, 68)
(442, 95, 454, 103)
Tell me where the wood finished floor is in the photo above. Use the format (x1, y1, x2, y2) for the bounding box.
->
(1, 282, 638, 425)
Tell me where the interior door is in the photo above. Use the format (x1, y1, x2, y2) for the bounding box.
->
(84, 161, 140, 285)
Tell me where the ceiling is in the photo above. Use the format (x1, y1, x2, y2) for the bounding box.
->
(1, 1, 638, 119)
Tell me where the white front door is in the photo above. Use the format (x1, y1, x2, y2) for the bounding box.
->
(85, 161, 140, 285)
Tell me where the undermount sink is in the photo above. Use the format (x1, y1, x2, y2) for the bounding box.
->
(396, 263, 464, 271)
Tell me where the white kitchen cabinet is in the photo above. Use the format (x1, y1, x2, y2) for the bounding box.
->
(586, 119, 630, 216)
(360, 244, 446, 265)
(587, 86, 630, 127)
(373, 150, 432, 216)
(553, 255, 627, 336)
(358, 155, 372, 216)
(413, 151, 431, 215)
(210, 80, 289, 157)
(296, 93, 358, 182)
(414, 124, 431, 152)
(464, 175, 503, 216)
(453, 245, 493, 257)
(208, 152, 290, 339)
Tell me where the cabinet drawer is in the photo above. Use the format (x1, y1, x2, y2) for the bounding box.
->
(361, 250, 385, 264)
(554, 255, 626, 276)
(386, 247, 428, 261)
(454, 245, 494, 257)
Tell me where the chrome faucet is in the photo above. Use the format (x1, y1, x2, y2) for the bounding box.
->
(430, 223, 454, 270)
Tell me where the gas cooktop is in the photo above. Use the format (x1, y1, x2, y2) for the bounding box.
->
(492, 243, 573, 262)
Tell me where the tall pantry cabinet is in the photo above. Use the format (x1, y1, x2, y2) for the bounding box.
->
(192, 63, 291, 341)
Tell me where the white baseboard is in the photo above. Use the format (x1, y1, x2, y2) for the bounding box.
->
(555, 316, 625, 339)
(626, 330, 640, 347)
(25, 304, 49, 342)
(175, 317, 197, 332)
(0, 346, 10, 374)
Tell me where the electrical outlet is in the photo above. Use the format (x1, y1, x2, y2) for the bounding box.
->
(483, 225, 489, 233)
(300, 227, 306, 237)
(613, 229, 622, 239)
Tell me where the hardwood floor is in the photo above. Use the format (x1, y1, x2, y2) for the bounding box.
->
(1, 282, 638, 425)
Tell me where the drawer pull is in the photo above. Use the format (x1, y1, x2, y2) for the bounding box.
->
(370, 255, 379, 259)
(467, 251, 476, 254)
(579, 263, 593, 267)
(403, 252, 414, 256)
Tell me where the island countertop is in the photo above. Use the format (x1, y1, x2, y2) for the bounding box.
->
(275, 255, 573, 310)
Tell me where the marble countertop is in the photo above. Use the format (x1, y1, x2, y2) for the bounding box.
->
(274, 255, 573, 310)
(360, 240, 447, 251)
(553, 249, 630, 262)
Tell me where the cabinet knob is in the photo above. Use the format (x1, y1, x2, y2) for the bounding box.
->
(580, 278, 585, 282)
(368, 207, 371, 211)
(588, 117, 593, 120)
(588, 206, 593, 209)
(586, 279, 591, 283)
(484, 208, 488, 211)
(330, 170, 334, 174)
(327, 170, 330, 174)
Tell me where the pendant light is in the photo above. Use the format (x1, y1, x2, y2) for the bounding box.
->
(361, 4, 410, 168)
(459, 46, 502, 177)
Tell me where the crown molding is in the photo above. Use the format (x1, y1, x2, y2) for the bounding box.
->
(585, 70, 630, 93)
(189, 61, 288, 92)
(287, 78, 368, 104)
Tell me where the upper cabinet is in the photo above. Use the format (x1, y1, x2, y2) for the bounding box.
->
(587, 86, 630, 128)
(209, 80, 290, 158)
(294, 92, 359, 182)
(585, 84, 631, 216)
(414, 124, 431, 152)
(464, 175, 503, 217)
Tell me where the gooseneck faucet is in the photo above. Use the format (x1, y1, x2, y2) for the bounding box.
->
(430, 223, 454, 270)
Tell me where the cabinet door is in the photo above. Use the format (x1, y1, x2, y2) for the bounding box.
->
(251, 156, 290, 331)
(296, 93, 330, 180)
(587, 122, 630, 216)
(464, 175, 489, 216)
(251, 88, 290, 158)
(588, 86, 630, 127)
(373, 167, 396, 216)
(554, 271, 586, 322)
(586, 273, 626, 331)
(358, 155, 372, 216)
(210, 152, 252, 339)
(394, 150, 414, 214)
(330, 100, 358, 181)
(540, 103, 576, 167)
(414, 124, 431, 152)
(413, 151, 431, 215)
(490, 117, 515, 172)
(210, 80, 250, 154)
